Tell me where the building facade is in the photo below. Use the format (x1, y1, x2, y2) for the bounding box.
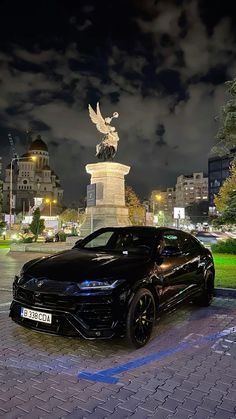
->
(2, 135, 63, 215)
(175, 172, 208, 208)
(150, 173, 208, 218)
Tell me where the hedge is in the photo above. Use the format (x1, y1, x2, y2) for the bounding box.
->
(211, 238, 236, 254)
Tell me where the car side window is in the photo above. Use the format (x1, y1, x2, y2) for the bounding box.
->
(158, 231, 183, 255)
(179, 232, 202, 254)
(113, 233, 152, 251)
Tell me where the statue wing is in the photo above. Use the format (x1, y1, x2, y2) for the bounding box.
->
(88, 102, 109, 134)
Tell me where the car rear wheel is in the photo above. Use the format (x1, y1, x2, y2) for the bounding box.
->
(126, 288, 155, 348)
(193, 270, 214, 307)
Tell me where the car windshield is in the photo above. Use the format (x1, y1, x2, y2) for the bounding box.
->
(78, 229, 155, 255)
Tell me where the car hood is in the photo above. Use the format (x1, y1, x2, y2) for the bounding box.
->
(22, 248, 151, 282)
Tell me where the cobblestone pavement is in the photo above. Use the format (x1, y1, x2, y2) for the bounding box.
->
(0, 249, 236, 418)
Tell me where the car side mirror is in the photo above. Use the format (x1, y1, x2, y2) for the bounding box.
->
(161, 245, 182, 257)
(74, 239, 83, 248)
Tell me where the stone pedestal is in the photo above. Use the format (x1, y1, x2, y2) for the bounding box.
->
(80, 162, 131, 237)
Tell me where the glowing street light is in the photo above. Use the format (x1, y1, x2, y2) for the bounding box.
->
(9, 155, 37, 229)
(152, 194, 162, 214)
(45, 198, 57, 216)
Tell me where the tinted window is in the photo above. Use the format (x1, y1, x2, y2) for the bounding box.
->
(158, 230, 182, 254)
(179, 232, 202, 253)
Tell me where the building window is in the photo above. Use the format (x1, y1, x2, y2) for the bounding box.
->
(209, 161, 221, 171)
(222, 158, 230, 169)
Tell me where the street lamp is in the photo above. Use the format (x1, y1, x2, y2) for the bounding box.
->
(152, 194, 162, 226)
(9, 155, 37, 229)
(152, 194, 161, 214)
(45, 198, 57, 216)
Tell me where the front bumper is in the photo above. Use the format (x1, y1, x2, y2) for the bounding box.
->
(10, 285, 126, 339)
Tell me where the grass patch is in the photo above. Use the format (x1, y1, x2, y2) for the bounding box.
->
(213, 253, 236, 289)
(0, 240, 12, 249)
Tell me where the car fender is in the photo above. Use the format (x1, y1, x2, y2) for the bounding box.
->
(204, 260, 215, 277)
(203, 261, 215, 288)
(123, 276, 160, 319)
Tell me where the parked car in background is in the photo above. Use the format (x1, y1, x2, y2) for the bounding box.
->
(45, 232, 59, 243)
(10, 226, 215, 348)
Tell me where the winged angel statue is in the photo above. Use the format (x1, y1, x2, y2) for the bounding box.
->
(88, 102, 119, 161)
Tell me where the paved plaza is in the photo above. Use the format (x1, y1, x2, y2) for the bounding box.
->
(0, 249, 236, 418)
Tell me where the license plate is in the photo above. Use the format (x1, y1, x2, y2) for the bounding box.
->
(20, 307, 52, 324)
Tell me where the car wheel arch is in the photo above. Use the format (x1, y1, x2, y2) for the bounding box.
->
(126, 281, 159, 318)
(204, 265, 215, 287)
(193, 267, 215, 307)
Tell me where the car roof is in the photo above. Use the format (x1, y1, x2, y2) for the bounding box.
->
(94, 226, 181, 235)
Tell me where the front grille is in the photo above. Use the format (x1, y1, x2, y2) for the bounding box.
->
(10, 303, 79, 336)
(10, 301, 116, 338)
(17, 289, 34, 305)
(14, 287, 119, 333)
(16, 288, 77, 310)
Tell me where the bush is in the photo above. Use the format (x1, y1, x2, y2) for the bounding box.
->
(58, 231, 66, 242)
(211, 238, 236, 254)
(21, 236, 34, 243)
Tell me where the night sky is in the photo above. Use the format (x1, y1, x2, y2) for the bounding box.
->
(0, 0, 236, 205)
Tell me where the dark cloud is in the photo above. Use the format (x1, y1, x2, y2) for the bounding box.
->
(0, 0, 236, 204)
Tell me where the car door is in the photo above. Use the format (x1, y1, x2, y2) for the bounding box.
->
(155, 230, 191, 309)
(178, 232, 205, 296)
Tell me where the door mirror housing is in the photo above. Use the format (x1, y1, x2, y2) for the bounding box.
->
(74, 239, 83, 248)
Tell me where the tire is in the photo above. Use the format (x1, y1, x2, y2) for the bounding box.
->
(126, 288, 155, 348)
(193, 270, 215, 307)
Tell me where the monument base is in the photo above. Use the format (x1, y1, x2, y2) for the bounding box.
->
(80, 205, 130, 237)
(80, 161, 131, 237)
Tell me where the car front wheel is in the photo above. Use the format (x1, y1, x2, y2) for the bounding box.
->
(126, 288, 155, 348)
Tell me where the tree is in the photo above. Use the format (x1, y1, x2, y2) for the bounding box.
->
(59, 208, 78, 224)
(0, 221, 6, 237)
(214, 165, 236, 212)
(222, 190, 236, 224)
(30, 208, 45, 241)
(214, 190, 236, 226)
(125, 186, 145, 225)
(213, 77, 236, 159)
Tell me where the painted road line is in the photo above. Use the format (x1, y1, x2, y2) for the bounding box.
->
(78, 326, 236, 384)
(0, 302, 11, 307)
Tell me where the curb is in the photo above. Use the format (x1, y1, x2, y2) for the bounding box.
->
(9, 243, 70, 253)
(215, 287, 236, 299)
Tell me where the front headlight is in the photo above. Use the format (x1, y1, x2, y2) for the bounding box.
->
(79, 279, 124, 290)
